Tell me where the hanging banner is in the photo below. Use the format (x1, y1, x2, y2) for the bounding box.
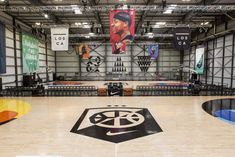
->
(137, 56, 151, 72)
(195, 47, 205, 74)
(78, 44, 90, 59)
(110, 9, 135, 54)
(22, 33, 39, 73)
(147, 45, 159, 60)
(0, 22, 6, 74)
(173, 27, 191, 51)
(51, 27, 69, 51)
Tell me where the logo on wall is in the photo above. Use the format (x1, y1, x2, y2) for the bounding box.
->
(86, 56, 101, 72)
(110, 10, 135, 54)
(22, 33, 39, 73)
(147, 45, 159, 60)
(51, 27, 69, 51)
(173, 27, 191, 51)
(71, 107, 162, 143)
(137, 56, 151, 72)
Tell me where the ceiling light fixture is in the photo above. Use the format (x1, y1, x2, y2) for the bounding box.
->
(148, 33, 154, 38)
(75, 22, 82, 26)
(155, 22, 166, 28)
(156, 22, 166, 25)
(74, 8, 82, 14)
(163, 10, 173, 14)
(201, 22, 209, 26)
(44, 13, 49, 19)
(163, 4, 177, 14)
(71, 5, 82, 14)
(35, 22, 41, 26)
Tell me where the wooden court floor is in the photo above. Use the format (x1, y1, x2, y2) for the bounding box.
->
(0, 96, 235, 157)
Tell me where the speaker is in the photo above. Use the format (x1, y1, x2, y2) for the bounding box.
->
(53, 73, 56, 81)
(0, 77, 2, 91)
(23, 75, 35, 87)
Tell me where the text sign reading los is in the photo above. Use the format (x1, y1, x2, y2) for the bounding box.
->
(51, 27, 69, 51)
(173, 27, 191, 51)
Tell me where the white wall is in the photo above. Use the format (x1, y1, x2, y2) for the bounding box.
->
(184, 33, 235, 88)
(0, 12, 55, 88)
(56, 44, 180, 81)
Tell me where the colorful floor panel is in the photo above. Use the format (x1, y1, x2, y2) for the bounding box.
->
(0, 99, 31, 125)
(202, 98, 235, 125)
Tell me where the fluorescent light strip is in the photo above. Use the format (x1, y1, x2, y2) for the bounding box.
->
(163, 9, 173, 14)
(155, 22, 166, 25)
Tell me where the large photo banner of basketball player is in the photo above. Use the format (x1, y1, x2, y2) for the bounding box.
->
(110, 10, 135, 54)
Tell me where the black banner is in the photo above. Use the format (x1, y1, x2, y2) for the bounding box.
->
(0, 22, 6, 74)
(173, 27, 191, 51)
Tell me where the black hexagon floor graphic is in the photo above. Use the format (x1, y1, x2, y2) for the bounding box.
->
(71, 107, 163, 143)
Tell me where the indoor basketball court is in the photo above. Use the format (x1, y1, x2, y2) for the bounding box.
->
(0, 0, 235, 157)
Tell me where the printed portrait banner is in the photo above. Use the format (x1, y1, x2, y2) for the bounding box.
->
(195, 47, 205, 74)
(110, 9, 135, 54)
(22, 33, 39, 73)
(51, 27, 69, 51)
(147, 45, 159, 60)
(173, 27, 191, 51)
(0, 22, 6, 74)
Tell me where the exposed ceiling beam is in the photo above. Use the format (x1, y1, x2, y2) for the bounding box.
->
(27, 0, 63, 24)
(183, 0, 218, 22)
(1, 12, 31, 29)
(89, 0, 104, 34)
(135, 0, 155, 34)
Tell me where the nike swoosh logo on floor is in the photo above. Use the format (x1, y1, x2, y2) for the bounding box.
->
(106, 130, 137, 136)
(110, 91, 120, 95)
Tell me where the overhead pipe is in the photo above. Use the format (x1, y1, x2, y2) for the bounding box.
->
(191, 28, 235, 45)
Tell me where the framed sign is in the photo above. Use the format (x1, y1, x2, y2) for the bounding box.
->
(51, 27, 69, 51)
(173, 27, 191, 51)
